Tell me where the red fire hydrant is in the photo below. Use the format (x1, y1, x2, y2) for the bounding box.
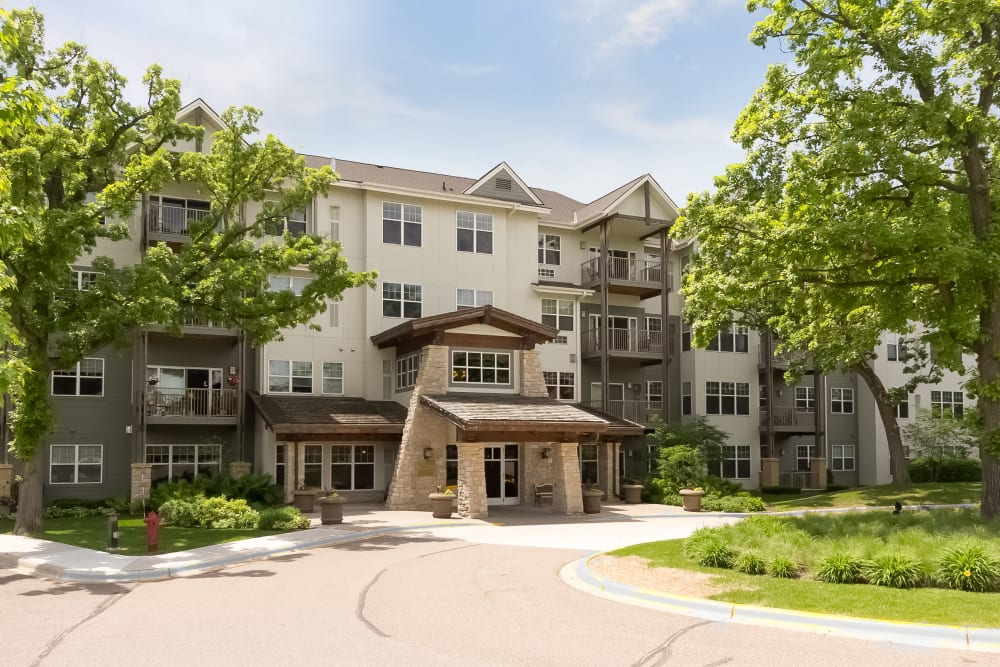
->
(144, 511, 162, 553)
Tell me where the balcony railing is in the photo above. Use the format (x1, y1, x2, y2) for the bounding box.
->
(145, 387, 238, 417)
(146, 203, 211, 236)
(586, 400, 663, 424)
(582, 328, 664, 355)
(758, 345, 810, 370)
(581, 257, 670, 287)
(759, 405, 816, 431)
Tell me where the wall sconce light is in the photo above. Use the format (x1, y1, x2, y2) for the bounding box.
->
(541, 447, 552, 460)
(423, 447, 433, 460)
(779, 448, 785, 457)
(776, 388, 783, 397)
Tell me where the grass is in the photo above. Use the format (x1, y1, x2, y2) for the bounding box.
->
(761, 482, 981, 510)
(609, 509, 1000, 627)
(0, 515, 286, 556)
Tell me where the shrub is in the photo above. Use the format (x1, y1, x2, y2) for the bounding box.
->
(934, 543, 1000, 592)
(865, 552, 925, 588)
(767, 555, 799, 578)
(258, 506, 311, 531)
(682, 527, 720, 559)
(704, 476, 744, 497)
(658, 445, 706, 490)
(150, 473, 284, 511)
(641, 477, 672, 504)
(196, 496, 259, 529)
(158, 498, 202, 528)
(734, 550, 767, 575)
(909, 457, 981, 483)
(761, 486, 802, 495)
(42, 505, 117, 519)
(702, 494, 766, 513)
(815, 552, 867, 584)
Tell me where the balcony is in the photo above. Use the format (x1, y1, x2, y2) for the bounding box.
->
(586, 400, 663, 425)
(145, 203, 212, 244)
(759, 405, 816, 433)
(144, 387, 239, 425)
(758, 344, 811, 371)
(581, 328, 665, 365)
(144, 312, 240, 337)
(580, 257, 671, 298)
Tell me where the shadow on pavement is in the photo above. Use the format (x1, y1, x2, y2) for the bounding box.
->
(186, 568, 276, 579)
(20, 582, 132, 597)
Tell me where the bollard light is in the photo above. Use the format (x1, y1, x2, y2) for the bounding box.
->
(108, 512, 120, 550)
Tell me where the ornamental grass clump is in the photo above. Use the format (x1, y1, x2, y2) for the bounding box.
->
(934, 543, 1000, 592)
(815, 551, 867, 584)
(864, 552, 925, 589)
(766, 555, 799, 579)
(696, 538, 737, 569)
(733, 549, 768, 575)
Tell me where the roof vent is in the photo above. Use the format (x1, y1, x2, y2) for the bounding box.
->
(495, 177, 512, 191)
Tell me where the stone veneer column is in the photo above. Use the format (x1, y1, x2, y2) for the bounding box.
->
(520, 349, 549, 398)
(760, 458, 780, 488)
(130, 463, 154, 504)
(551, 442, 584, 514)
(0, 464, 13, 499)
(810, 458, 829, 490)
(229, 461, 251, 479)
(457, 443, 488, 519)
(386, 345, 452, 511)
(521, 442, 553, 504)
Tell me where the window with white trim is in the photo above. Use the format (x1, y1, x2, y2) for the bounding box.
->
(538, 267, 555, 278)
(705, 381, 750, 415)
(457, 288, 494, 309)
(831, 387, 854, 414)
(330, 445, 375, 490)
(268, 275, 312, 295)
(457, 211, 493, 254)
(396, 353, 421, 391)
(646, 381, 663, 404)
(706, 323, 749, 353)
(383, 282, 422, 318)
(538, 234, 561, 265)
(796, 445, 814, 471)
(579, 444, 598, 484)
(275, 444, 286, 489)
(322, 362, 344, 395)
(50, 445, 103, 484)
(265, 206, 308, 237)
(304, 445, 323, 488)
(383, 202, 421, 246)
(452, 351, 511, 385)
(795, 386, 815, 412)
(70, 269, 101, 291)
(832, 444, 856, 471)
(710, 445, 751, 479)
(85, 192, 106, 225)
(52, 358, 104, 396)
(543, 371, 575, 400)
(894, 398, 909, 419)
(681, 381, 692, 415)
(931, 390, 964, 419)
(541, 298, 573, 331)
(647, 442, 659, 474)
(446, 444, 458, 487)
(681, 321, 691, 351)
(886, 336, 909, 362)
(269, 360, 313, 393)
(145, 444, 221, 482)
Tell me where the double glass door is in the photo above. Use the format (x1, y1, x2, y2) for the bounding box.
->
(485, 445, 519, 505)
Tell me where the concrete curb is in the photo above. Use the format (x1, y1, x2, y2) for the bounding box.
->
(564, 554, 1000, 654)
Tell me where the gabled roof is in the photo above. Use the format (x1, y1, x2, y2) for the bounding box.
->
(463, 162, 544, 206)
(176, 98, 227, 131)
(371, 305, 558, 350)
(420, 393, 608, 432)
(575, 173, 680, 228)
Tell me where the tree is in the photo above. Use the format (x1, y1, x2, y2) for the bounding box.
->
(0, 8, 376, 533)
(676, 0, 1000, 515)
(903, 408, 979, 475)
(651, 416, 728, 463)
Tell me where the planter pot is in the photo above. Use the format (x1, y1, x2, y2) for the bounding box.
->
(428, 493, 454, 519)
(319, 495, 346, 525)
(292, 490, 317, 513)
(679, 489, 705, 512)
(622, 484, 643, 504)
(582, 489, 603, 514)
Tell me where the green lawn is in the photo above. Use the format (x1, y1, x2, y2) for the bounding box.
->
(762, 482, 981, 510)
(0, 515, 286, 556)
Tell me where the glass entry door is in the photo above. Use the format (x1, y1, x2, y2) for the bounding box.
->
(485, 444, 519, 505)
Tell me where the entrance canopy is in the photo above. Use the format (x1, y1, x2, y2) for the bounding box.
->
(249, 392, 406, 442)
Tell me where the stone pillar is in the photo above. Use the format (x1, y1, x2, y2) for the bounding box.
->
(0, 463, 13, 499)
(521, 442, 553, 504)
(551, 442, 584, 514)
(810, 458, 828, 490)
(760, 458, 780, 488)
(596, 443, 614, 500)
(520, 349, 549, 398)
(457, 443, 488, 519)
(130, 463, 154, 504)
(229, 461, 251, 479)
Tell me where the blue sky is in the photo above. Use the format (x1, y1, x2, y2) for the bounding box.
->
(28, 0, 777, 205)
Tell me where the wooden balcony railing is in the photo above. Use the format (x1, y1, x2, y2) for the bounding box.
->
(582, 328, 664, 355)
(145, 387, 238, 417)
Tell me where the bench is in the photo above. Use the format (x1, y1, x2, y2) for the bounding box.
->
(533, 483, 554, 507)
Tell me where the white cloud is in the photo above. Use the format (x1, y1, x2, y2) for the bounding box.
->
(592, 101, 735, 145)
(597, 0, 695, 58)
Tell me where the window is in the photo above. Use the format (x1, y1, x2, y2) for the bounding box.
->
(52, 358, 104, 396)
(705, 381, 750, 415)
(329, 206, 341, 242)
(457, 211, 493, 254)
(579, 444, 598, 484)
(457, 289, 494, 309)
(681, 381, 692, 415)
(681, 322, 691, 351)
(50, 445, 102, 484)
(269, 360, 313, 393)
(304, 445, 323, 488)
(323, 362, 344, 395)
(759, 384, 768, 409)
(887, 336, 909, 362)
(330, 445, 375, 490)
(543, 371, 575, 400)
(796, 445, 813, 472)
(452, 350, 511, 385)
(710, 445, 751, 479)
(70, 269, 101, 291)
(382, 202, 421, 246)
(396, 353, 421, 391)
(382, 282, 422, 318)
(275, 444, 286, 489)
(894, 398, 909, 419)
(832, 445, 856, 471)
(795, 386, 815, 412)
(446, 444, 458, 487)
(538, 234, 561, 265)
(541, 299, 574, 331)
(706, 323, 749, 353)
(265, 206, 308, 237)
(538, 267, 555, 278)
(931, 390, 964, 419)
(553, 335, 568, 344)
(148, 195, 210, 234)
(85, 192, 106, 225)
(146, 444, 221, 482)
(268, 275, 312, 295)
(831, 387, 854, 414)
(680, 254, 692, 275)
(646, 381, 663, 404)
(646, 442, 660, 475)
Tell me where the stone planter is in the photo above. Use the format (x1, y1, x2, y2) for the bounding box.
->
(582, 488, 603, 514)
(292, 490, 317, 513)
(428, 493, 454, 519)
(679, 488, 705, 512)
(319, 495, 346, 524)
(622, 484, 643, 504)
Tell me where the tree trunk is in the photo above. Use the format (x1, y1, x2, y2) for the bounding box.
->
(983, 451, 1000, 517)
(977, 304, 1000, 519)
(13, 456, 43, 534)
(851, 362, 910, 487)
